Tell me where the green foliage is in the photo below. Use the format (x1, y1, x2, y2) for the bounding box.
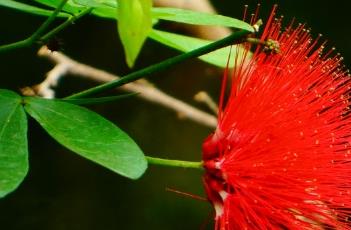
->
(0, 90, 28, 198)
(117, 0, 153, 67)
(0, 0, 255, 197)
(0, 89, 148, 197)
(0, 0, 253, 67)
(24, 97, 147, 179)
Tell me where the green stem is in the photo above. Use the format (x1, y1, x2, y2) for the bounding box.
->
(146, 156, 203, 170)
(246, 37, 264, 45)
(40, 7, 93, 43)
(0, 39, 30, 53)
(0, 0, 89, 53)
(65, 29, 252, 99)
(29, 0, 69, 43)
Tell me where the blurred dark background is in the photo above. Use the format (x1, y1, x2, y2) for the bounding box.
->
(0, 1, 350, 229)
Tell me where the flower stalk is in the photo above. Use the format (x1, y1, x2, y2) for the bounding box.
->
(146, 156, 203, 170)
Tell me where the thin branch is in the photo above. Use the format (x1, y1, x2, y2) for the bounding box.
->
(36, 46, 218, 128)
(65, 30, 252, 99)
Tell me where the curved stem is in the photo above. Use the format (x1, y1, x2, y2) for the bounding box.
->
(65, 29, 252, 99)
(146, 156, 203, 170)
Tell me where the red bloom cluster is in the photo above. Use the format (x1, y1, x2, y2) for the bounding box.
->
(203, 6, 351, 230)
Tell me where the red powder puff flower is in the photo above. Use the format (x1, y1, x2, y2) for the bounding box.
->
(203, 6, 351, 230)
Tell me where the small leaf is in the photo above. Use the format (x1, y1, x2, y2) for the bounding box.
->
(24, 97, 147, 179)
(62, 93, 138, 105)
(0, 89, 28, 198)
(0, 0, 70, 17)
(152, 7, 254, 32)
(117, 0, 152, 67)
(149, 29, 250, 68)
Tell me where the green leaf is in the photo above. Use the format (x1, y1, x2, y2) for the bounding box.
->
(117, 0, 152, 67)
(152, 7, 254, 32)
(0, 0, 70, 17)
(34, 0, 117, 16)
(91, 6, 116, 19)
(3, 1, 253, 33)
(0, 89, 28, 198)
(62, 93, 138, 105)
(73, 0, 117, 8)
(24, 97, 147, 179)
(35, 0, 115, 18)
(149, 29, 249, 68)
(34, 0, 85, 14)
